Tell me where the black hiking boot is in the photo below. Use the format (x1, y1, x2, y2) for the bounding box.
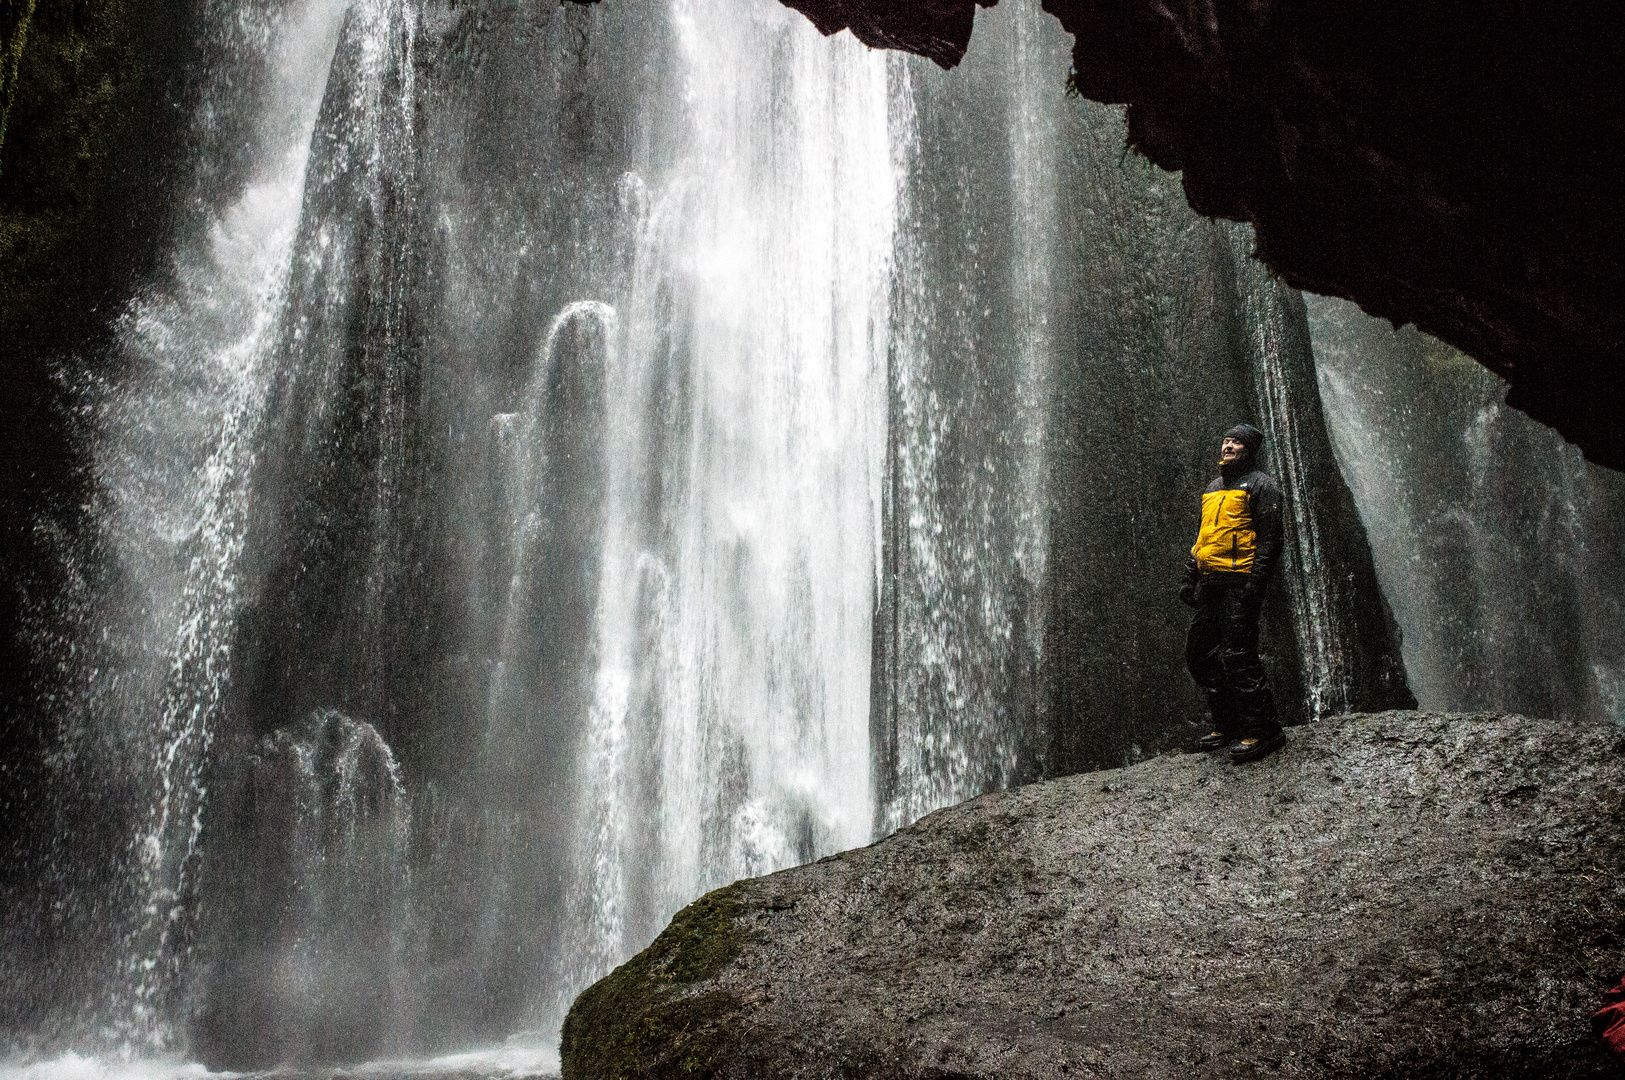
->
(1229, 729, 1286, 764)
(1198, 730, 1230, 751)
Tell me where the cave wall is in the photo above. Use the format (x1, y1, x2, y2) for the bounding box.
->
(1, 2, 38, 160)
(866, 8, 1410, 807)
(1036, 155, 1414, 775)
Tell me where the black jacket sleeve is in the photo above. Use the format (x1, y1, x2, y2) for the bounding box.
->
(1248, 474, 1285, 579)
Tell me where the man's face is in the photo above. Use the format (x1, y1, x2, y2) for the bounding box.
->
(1221, 436, 1248, 464)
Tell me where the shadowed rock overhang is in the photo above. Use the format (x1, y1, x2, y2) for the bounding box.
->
(778, 0, 1625, 469)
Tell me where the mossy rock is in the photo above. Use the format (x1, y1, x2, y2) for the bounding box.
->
(1, 0, 38, 163)
(560, 884, 755, 1080)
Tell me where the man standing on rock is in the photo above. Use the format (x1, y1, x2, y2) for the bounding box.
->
(1179, 423, 1286, 763)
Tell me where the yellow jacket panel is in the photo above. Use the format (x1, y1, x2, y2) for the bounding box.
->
(1188, 467, 1284, 578)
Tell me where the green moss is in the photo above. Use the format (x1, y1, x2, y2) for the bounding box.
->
(0, 0, 184, 342)
(560, 884, 756, 1080)
(0, 0, 37, 170)
(1416, 335, 1492, 385)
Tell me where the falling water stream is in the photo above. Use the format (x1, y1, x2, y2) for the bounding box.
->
(560, 0, 893, 988)
(78, 0, 353, 1048)
(1224, 225, 1351, 719)
(1309, 295, 1625, 724)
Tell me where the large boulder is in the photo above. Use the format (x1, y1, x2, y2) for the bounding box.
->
(562, 711, 1625, 1078)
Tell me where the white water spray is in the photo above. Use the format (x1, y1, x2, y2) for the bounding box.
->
(94, 0, 352, 1045)
(1225, 226, 1351, 719)
(563, 0, 893, 997)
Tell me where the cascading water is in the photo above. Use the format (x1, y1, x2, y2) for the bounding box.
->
(1218, 228, 1414, 728)
(552, 0, 894, 1003)
(1310, 296, 1625, 724)
(6, 0, 1417, 1071)
(202, 710, 414, 1064)
(12, 0, 418, 1061)
(873, 0, 1055, 835)
(48, 0, 352, 1050)
(1224, 225, 1351, 719)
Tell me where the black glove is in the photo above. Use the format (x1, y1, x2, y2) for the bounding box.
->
(1180, 556, 1200, 608)
(1241, 575, 1267, 605)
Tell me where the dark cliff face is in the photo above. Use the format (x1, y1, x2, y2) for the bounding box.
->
(781, 0, 991, 67)
(778, 0, 1625, 469)
(864, 9, 1412, 813)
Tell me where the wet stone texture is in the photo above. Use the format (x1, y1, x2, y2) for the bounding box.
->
(562, 711, 1625, 1079)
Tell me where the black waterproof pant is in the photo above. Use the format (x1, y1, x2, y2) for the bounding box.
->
(1185, 577, 1280, 738)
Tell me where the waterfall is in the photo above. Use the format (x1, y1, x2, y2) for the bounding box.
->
(1220, 227, 1412, 725)
(484, 299, 619, 764)
(6, 0, 1417, 1067)
(1310, 295, 1625, 723)
(873, 0, 1057, 833)
(562, 0, 892, 997)
(24, 0, 419, 1055)
(202, 710, 414, 1065)
(1223, 226, 1350, 718)
(72, 0, 352, 1049)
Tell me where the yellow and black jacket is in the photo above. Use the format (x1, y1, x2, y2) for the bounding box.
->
(1185, 463, 1284, 582)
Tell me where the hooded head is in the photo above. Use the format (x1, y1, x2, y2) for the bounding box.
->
(1220, 423, 1264, 471)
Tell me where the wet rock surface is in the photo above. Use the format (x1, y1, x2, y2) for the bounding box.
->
(775, 0, 1625, 469)
(562, 711, 1625, 1079)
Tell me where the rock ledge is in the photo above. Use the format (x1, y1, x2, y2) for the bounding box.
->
(562, 711, 1625, 1079)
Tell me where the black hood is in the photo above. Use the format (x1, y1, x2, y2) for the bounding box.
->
(1223, 423, 1264, 453)
(1220, 423, 1264, 479)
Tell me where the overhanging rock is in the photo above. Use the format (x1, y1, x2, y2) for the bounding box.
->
(772, 0, 1625, 470)
(562, 711, 1625, 1079)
